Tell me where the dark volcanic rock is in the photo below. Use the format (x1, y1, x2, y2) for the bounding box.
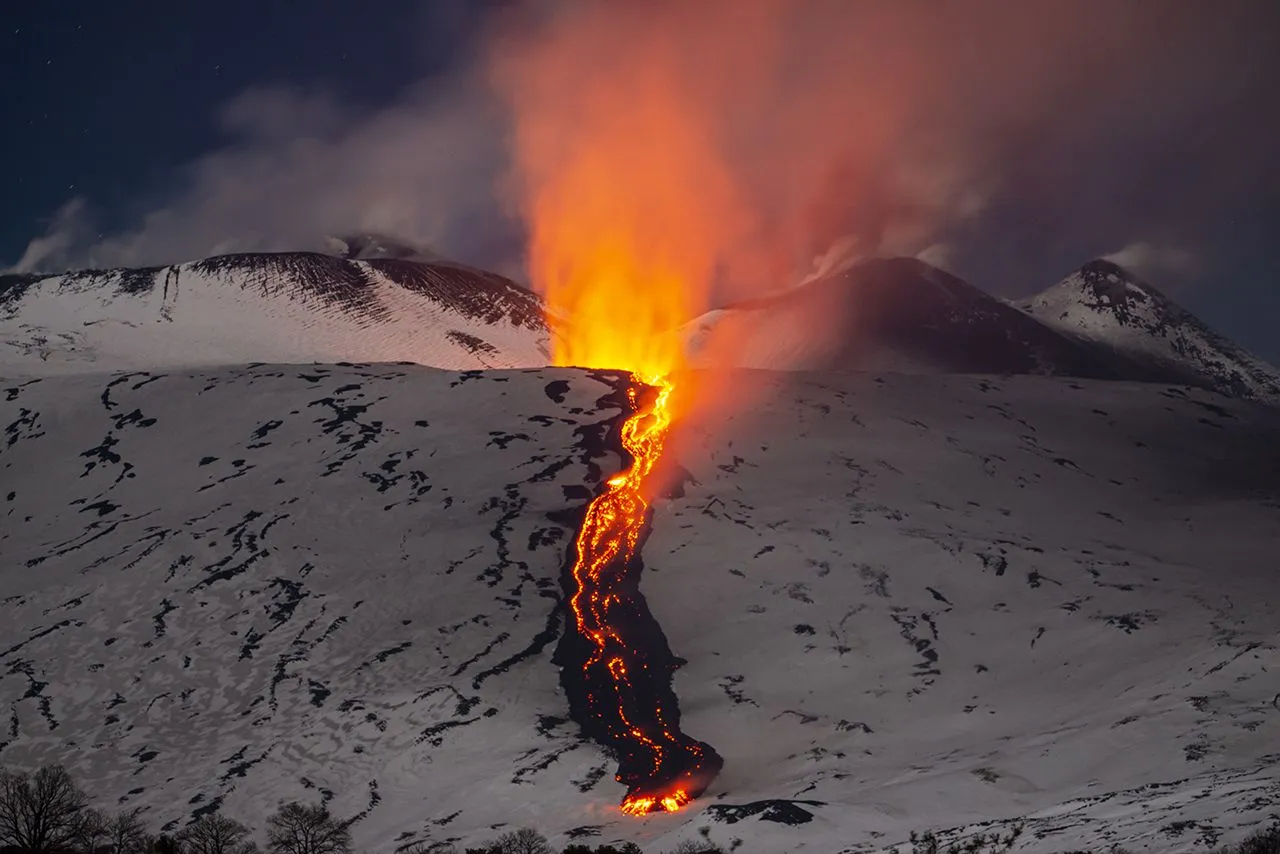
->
(706, 799, 824, 825)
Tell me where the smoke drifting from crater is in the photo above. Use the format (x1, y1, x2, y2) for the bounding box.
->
(490, 0, 1279, 298)
(9, 0, 1279, 323)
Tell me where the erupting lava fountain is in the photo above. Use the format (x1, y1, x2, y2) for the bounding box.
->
(510, 132, 736, 814)
(530, 239, 727, 814)
(494, 1, 766, 813)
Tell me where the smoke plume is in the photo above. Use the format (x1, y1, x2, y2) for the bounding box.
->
(6, 78, 515, 276)
(7, 0, 1278, 311)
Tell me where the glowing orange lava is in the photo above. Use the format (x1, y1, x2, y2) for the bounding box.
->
(494, 1, 735, 815)
(565, 375, 715, 815)
(621, 788, 692, 818)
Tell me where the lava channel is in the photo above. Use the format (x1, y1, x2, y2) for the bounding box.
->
(555, 373, 723, 815)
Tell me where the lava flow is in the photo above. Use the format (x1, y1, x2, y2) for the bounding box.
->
(556, 372, 723, 815)
(494, 0, 745, 814)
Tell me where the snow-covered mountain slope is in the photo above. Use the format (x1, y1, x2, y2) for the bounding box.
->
(0, 252, 550, 375)
(3, 364, 1278, 852)
(1, 364, 623, 846)
(1019, 260, 1280, 404)
(682, 258, 1153, 380)
(658, 372, 1280, 852)
(684, 258, 1279, 406)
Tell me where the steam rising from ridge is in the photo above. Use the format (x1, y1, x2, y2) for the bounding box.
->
(8, 0, 1279, 318)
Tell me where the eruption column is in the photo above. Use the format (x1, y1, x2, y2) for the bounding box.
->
(560, 373, 722, 815)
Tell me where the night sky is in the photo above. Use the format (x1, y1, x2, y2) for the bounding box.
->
(4, 1, 1279, 363)
(3, 1, 497, 253)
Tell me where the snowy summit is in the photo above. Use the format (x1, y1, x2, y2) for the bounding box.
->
(1020, 260, 1280, 404)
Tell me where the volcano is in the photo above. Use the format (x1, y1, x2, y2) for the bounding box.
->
(2, 251, 1279, 852)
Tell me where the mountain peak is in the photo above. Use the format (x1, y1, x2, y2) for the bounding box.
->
(1071, 258, 1171, 303)
(1078, 258, 1132, 279)
(1021, 262, 1280, 403)
(1040, 259, 1189, 331)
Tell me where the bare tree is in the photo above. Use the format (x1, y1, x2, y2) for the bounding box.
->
(70, 807, 109, 854)
(396, 844, 457, 854)
(152, 833, 181, 854)
(564, 845, 644, 854)
(265, 803, 350, 854)
(494, 828, 553, 854)
(176, 815, 253, 854)
(0, 765, 91, 853)
(665, 842, 725, 854)
(105, 808, 150, 854)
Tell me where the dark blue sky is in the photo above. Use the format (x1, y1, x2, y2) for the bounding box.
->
(3, 1, 494, 257)
(4, 1, 1278, 363)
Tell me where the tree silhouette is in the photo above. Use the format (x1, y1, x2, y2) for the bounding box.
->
(265, 803, 350, 854)
(481, 828, 553, 854)
(176, 815, 254, 854)
(70, 807, 109, 854)
(0, 765, 91, 853)
(105, 808, 151, 854)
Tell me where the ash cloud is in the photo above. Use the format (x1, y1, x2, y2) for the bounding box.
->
(8, 0, 1280, 305)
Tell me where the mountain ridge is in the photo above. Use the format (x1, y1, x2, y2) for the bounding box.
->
(683, 255, 1280, 404)
(1020, 258, 1280, 403)
(0, 251, 550, 375)
(5, 247, 1278, 406)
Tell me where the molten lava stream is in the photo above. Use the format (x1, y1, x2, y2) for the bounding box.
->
(563, 373, 722, 816)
